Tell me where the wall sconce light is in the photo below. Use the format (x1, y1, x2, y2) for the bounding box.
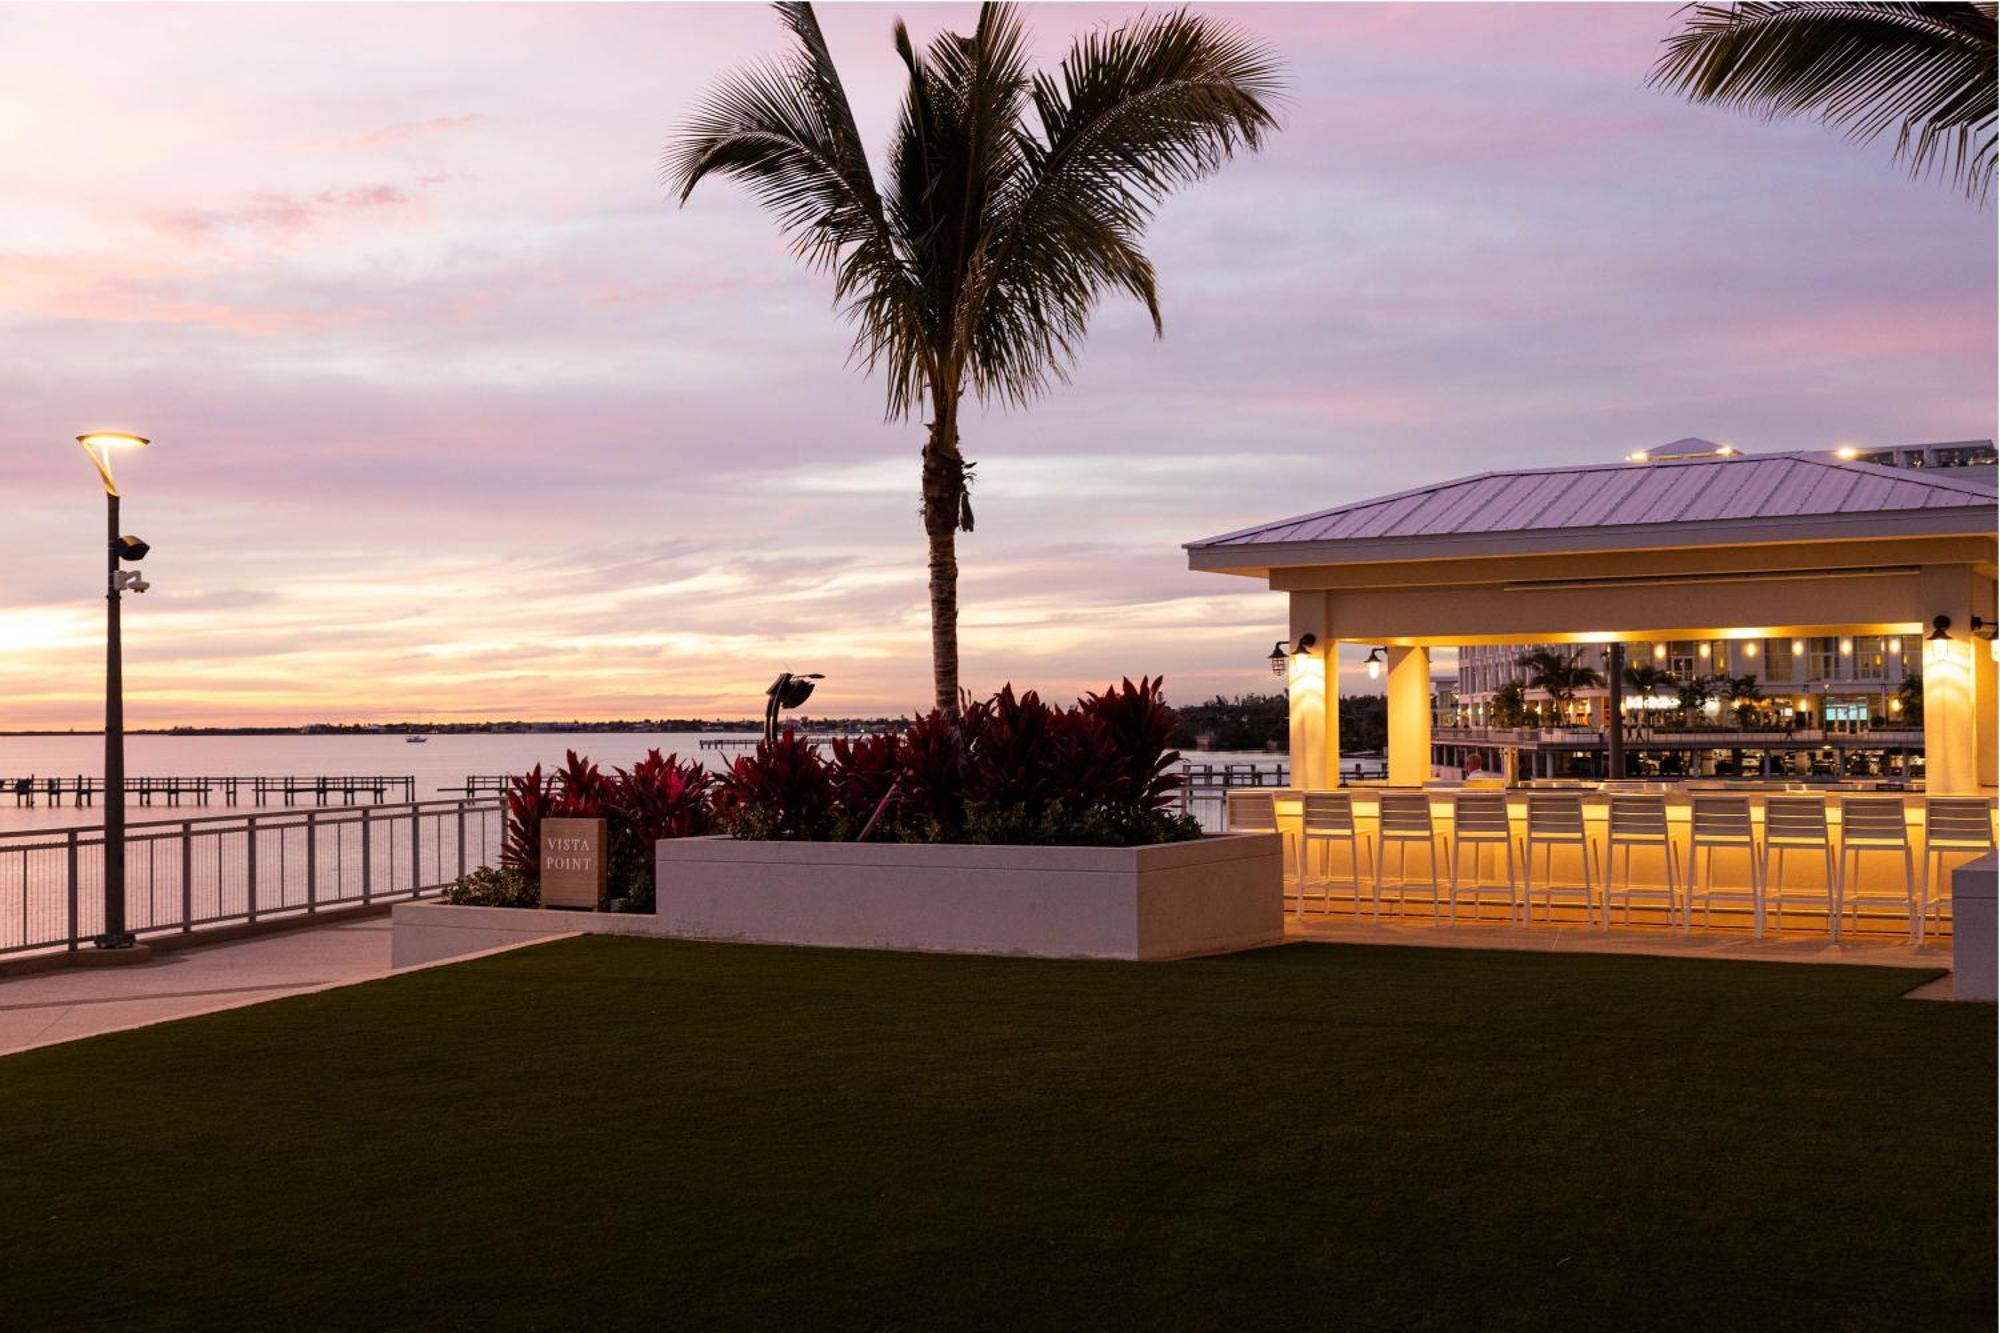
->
(1927, 615, 1952, 642)
(1792, 638, 1805, 656)
(1743, 639, 1758, 658)
(1972, 616, 1996, 642)
(1888, 637, 1901, 654)
(1888, 696, 1902, 714)
(1653, 643, 1666, 660)
(1268, 633, 1318, 675)
(1839, 637, 1853, 655)
(1697, 641, 1711, 659)
(1364, 646, 1385, 680)
(1795, 696, 1811, 712)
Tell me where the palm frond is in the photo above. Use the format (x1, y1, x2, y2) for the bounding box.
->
(963, 8, 1283, 407)
(665, 3, 922, 379)
(1652, 2, 1998, 201)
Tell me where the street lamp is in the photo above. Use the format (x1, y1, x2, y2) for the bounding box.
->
(77, 432, 150, 951)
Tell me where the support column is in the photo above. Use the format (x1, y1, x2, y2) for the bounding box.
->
(1386, 644, 1431, 788)
(1920, 566, 1981, 793)
(1286, 592, 1341, 789)
(1978, 574, 1997, 790)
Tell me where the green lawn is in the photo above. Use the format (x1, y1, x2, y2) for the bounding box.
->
(1, 937, 1991, 1331)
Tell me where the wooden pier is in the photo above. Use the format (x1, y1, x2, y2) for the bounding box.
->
(6, 774, 418, 809)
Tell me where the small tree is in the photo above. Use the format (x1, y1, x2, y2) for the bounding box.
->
(1676, 676, 1718, 725)
(1515, 648, 1606, 723)
(1896, 672, 1925, 725)
(1723, 672, 1764, 726)
(1489, 680, 1528, 729)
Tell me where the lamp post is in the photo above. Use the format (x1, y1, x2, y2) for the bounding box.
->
(77, 432, 150, 951)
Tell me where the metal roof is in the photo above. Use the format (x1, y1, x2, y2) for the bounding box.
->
(1187, 450, 1996, 566)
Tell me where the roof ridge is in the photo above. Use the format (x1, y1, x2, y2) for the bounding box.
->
(1186, 450, 1996, 549)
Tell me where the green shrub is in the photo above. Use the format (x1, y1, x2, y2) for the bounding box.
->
(439, 865, 539, 908)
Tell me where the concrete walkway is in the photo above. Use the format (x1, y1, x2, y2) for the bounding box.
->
(0, 918, 398, 1058)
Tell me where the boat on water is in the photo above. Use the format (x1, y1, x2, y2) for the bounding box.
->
(405, 735, 429, 744)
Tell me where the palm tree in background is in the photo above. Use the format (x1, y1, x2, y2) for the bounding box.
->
(1651, 3, 1998, 202)
(1515, 648, 1607, 724)
(1621, 660, 1677, 732)
(669, 3, 1281, 713)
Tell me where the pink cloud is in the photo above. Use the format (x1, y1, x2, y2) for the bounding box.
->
(328, 114, 483, 151)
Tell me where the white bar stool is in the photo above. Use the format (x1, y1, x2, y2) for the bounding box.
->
(1762, 796, 1841, 940)
(1446, 791, 1520, 925)
(1687, 796, 1763, 936)
(1603, 795, 1679, 930)
(1838, 796, 1917, 940)
(1921, 798, 1995, 942)
(1524, 793, 1597, 926)
(1300, 791, 1368, 918)
(1227, 789, 1295, 883)
(1373, 791, 1442, 922)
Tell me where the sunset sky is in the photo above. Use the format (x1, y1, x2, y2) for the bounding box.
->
(2, 1, 1993, 729)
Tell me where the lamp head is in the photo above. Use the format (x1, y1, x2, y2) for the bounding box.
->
(76, 432, 149, 496)
(1267, 642, 1287, 676)
(767, 672, 822, 710)
(113, 535, 150, 562)
(1928, 615, 1952, 643)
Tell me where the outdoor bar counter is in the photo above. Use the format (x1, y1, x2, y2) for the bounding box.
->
(1255, 784, 1997, 935)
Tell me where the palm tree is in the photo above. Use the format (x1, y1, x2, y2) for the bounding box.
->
(1515, 648, 1606, 726)
(1651, 3, 1998, 202)
(1722, 671, 1765, 725)
(669, 3, 1281, 712)
(1620, 660, 1676, 732)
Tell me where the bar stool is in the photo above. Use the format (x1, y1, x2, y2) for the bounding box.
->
(1524, 793, 1597, 926)
(1839, 796, 1917, 941)
(1603, 795, 1679, 930)
(1374, 791, 1443, 922)
(1299, 792, 1368, 918)
(1687, 796, 1763, 936)
(1920, 798, 1996, 943)
(1227, 790, 1296, 882)
(1762, 796, 1841, 940)
(1446, 791, 1520, 925)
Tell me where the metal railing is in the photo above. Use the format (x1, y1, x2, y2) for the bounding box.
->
(0, 798, 503, 958)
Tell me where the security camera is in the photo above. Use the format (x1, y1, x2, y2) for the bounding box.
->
(113, 570, 150, 593)
(114, 534, 150, 562)
(128, 575, 150, 594)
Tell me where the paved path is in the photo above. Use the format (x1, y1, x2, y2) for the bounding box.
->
(0, 919, 397, 1058)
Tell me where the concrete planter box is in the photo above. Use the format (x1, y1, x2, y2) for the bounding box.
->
(390, 833, 1283, 967)
(653, 832, 1284, 961)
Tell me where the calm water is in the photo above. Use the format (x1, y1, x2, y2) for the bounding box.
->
(0, 732, 1285, 833)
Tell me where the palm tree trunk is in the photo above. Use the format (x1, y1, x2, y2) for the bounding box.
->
(921, 403, 964, 715)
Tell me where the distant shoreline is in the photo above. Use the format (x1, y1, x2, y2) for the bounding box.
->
(0, 720, 899, 738)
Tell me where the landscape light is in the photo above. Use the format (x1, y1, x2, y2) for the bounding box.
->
(1835, 446, 1860, 460)
(1626, 451, 1649, 463)
(762, 671, 823, 746)
(1364, 647, 1385, 680)
(1714, 444, 1737, 456)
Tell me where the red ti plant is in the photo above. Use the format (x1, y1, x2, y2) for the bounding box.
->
(500, 751, 613, 881)
(1080, 676, 1184, 811)
(893, 707, 975, 837)
(723, 728, 835, 840)
(830, 732, 902, 839)
(966, 685, 1063, 816)
(609, 749, 712, 908)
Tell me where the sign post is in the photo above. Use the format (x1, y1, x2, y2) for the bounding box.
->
(540, 817, 608, 910)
